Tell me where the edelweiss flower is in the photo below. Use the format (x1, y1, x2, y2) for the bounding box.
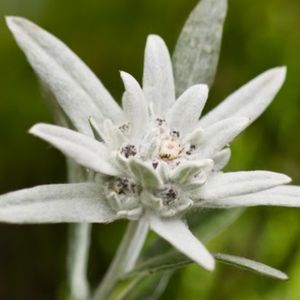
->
(2, 17, 300, 273)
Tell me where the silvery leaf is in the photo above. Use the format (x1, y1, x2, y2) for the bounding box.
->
(144, 209, 244, 259)
(0, 183, 118, 223)
(206, 185, 300, 208)
(212, 148, 231, 171)
(214, 253, 288, 280)
(198, 171, 291, 201)
(198, 117, 248, 158)
(183, 126, 204, 145)
(102, 118, 128, 149)
(138, 209, 243, 300)
(173, 0, 227, 95)
(200, 67, 286, 127)
(127, 251, 287, 281)
(171, 159, 213, 184)
(148, 215, 215, 271)
(121, 71, 149, 141)
(143, 35, 175, 116)
(39, 81, 70, 128)
(166, 84, 208, 135)
(30, 123, 119, 176)
(129, 159, 163, 189)
(88, 117, 104, 142)
(6, 17, 124, 136)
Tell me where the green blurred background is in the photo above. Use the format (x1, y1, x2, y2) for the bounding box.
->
(1, 0, 300, 299)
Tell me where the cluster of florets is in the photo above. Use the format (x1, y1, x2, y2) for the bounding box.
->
(105, 117, 214, 219)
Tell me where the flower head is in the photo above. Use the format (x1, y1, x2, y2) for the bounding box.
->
(2, 16, 300, 273)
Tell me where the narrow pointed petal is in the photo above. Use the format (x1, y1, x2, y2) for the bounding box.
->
(212, 148, 231, 171)
(143, 35, 175, 116)
(198, 171, 291, 200)
(88, 117, 105, 142)
(148, 215, 215, 271)
(101, 119, 128, 149)
(171, 159, 213, 184)
(204, 185, 300, 208)
(200, 67, 286, 128)
(198, 117, 249, 158)
(0, 183, 118, 223)
(129, 159, 162, 189)
(214, 253, 288, 280)
(167, 84, 208, 135)
(173, 0, 227, 95)
(156, 161, 170, 182)
(6, 17, 124, 135)
(30, 123, 119, 176)
(121, 71, 149, 141)
(89, 118, 120, 148)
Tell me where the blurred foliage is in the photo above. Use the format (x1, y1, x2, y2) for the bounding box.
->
(1, 0, 300, 299)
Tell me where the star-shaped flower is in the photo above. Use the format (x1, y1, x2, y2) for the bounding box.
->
(2, 16, 300, 275)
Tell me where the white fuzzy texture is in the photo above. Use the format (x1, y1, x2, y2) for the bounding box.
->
(143, 35, 175, 116)
(6, 16, 124, 135)
(149, 215, 215, 271)
(204, 185, 300, 208)
(171, 159, 213, 184)
(198, 117, 249, 158)
(172, 0, 227, 94)
(212, 148, 231, 171)
(167, 84, 208, 135)
(198, 171, 291, 201)
(129, 159, 163, 189)
(121, 71, 149, 141)
(183, 126, 204, 145)
(30, 123, 119, 176)
(0, 183, 118, 223)
(68, 224, 91, 300)
(200, 67, 286, 128)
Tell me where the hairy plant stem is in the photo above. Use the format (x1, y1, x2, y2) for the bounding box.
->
(67, 161, 92, 300)
(92, 219, 149, 300)
(68, 223, 91, 300)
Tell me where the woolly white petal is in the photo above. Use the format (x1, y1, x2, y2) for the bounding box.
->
(143, 35, 175, 116)
(212, 148, 231, 171)
(171, 159, 213, 184)
(200, 67, 286, 127)
(30, 123, 119, 176)
(183, 126, 204, 145)
(167, 84, 208, 135)
(198, 117, 249, 158)
(6, 16, 124, 135)
(202, 185, 300, 208)
(198, 171, 291, 200)
(121, 71, 149, 141)
(0, 183, 118, 223)
(129, 159, 163, 190)
(148, 215, 215, 271)
(88, 117, 104, 142)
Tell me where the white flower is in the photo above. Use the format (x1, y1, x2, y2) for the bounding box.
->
(2, 16, 300, 273)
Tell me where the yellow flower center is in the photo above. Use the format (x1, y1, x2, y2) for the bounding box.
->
(159, 137, 182, 160)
